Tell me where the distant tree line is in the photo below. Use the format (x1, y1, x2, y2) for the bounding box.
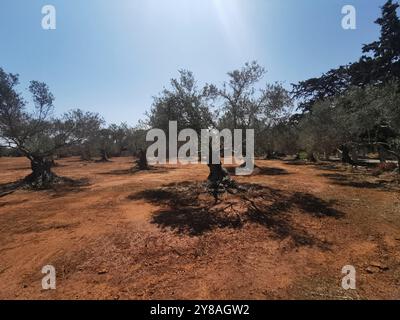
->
(287, 0, 400, 169)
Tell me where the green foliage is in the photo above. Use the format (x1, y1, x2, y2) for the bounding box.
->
(289, 1, 400, 165)
(294, 81, 400, 160)
(293, 0, 400, 112)
(0, 67, 105, 161)
(148, 70, 215, 134)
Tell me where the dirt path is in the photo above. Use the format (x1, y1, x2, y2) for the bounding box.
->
(0, 157, 399, 299)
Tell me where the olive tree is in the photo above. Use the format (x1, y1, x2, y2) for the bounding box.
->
(0, 68, 102, 187)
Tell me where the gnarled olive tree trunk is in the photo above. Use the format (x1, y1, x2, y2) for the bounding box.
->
(207, 162, 231, 202)
(206, 141, 233, 201)
(135, 149, 149, 170)
(25, 156, 56, 188)
(207, 162, 229, 185)
(99, 149, 110, 162)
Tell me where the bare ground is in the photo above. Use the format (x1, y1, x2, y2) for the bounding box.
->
(0, 156, 399, 300)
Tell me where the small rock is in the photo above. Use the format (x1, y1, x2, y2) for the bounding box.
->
(366, 267, 378, 274)
(370, 261, 389, 271)
(97, 269, 108, 275)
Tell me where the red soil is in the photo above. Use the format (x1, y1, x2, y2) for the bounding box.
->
(0, 157, 399, 300)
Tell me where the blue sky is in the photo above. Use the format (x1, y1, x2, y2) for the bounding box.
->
(0, 0, 388, 125)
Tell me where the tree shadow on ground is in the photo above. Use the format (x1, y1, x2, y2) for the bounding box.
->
(319, 173, 391, 190)
(0, 198, 29, 208)
(48, 178, 90, 198)
(0, 177, 90, 198)
(313, 164, 346, 172)
(99, 166, 175, 176)
(255, 167, 291, 176)
(8, 166, 31, 171)
(283, 160, 313, 166)
(128, 181, 343, 249)
(284, 160, 352, 172)
(0, 181, 24, 198)
(314, 162, 377, 172)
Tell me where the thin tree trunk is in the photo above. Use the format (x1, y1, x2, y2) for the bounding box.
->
(308, 151, 319, 163)
(81, 145, 92, 161)
(377, 145, 387, 163)
(99, 149, 110, 162)
(396, 156, 400, 176)
(340, 145, 353, 165)
(385, 148, 400, 176)
(50, 156, 58, 167)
